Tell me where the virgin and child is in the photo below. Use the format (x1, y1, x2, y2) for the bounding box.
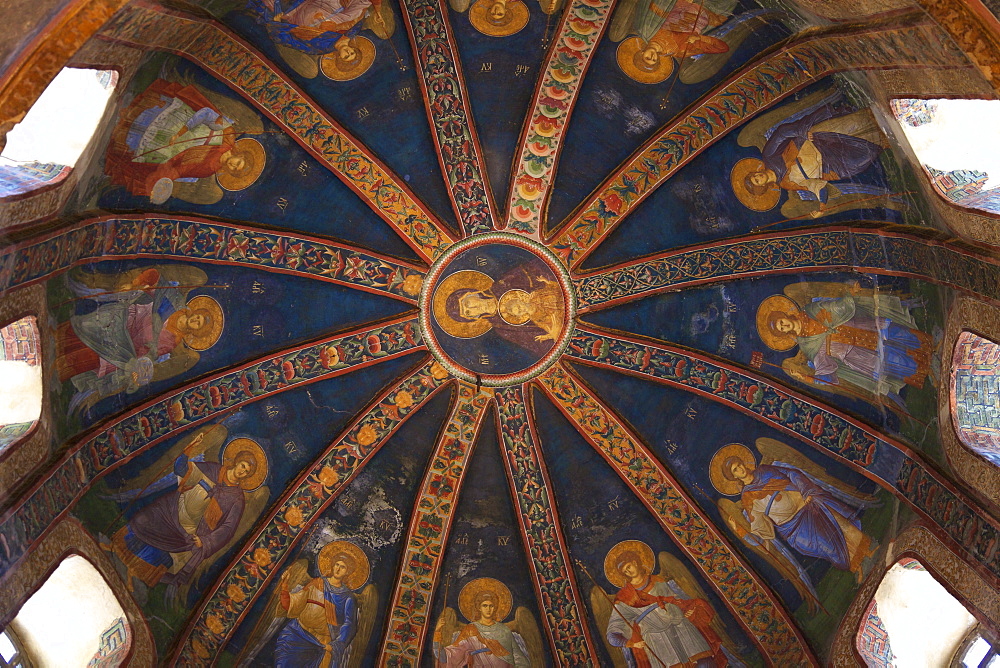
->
(432, 264, 565, 357)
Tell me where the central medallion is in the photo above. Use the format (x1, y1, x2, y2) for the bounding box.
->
(419, 233, 575, 386)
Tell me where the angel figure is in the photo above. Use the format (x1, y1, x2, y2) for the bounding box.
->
(732, 89, 903, 220)
(590, 540, 741, 668)
(433, 577, 543, 666)
(103, 426, 269, 602)
(242, 540, 378, 666)
(54, 264, 224, 415)
(248, 0, 394, 79)
(450, 0, 531, 38)
(712, 439, 880, 598)
(608, 0, 778, 85)
(105, 76, 266, 205)
(755, 280, 937, 413)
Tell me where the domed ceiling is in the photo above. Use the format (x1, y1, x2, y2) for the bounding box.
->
(5, 0, 1000, 664)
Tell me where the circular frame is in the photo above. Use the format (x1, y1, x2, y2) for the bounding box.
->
(418, 232, 577, 386)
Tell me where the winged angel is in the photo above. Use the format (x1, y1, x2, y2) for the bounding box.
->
(243, 540, 378, 666)
(105, 70, 265, 205)
(607, 0, 780, 85)
(713, 438, 881, 608)
(589, 540, 741, 667)
(433, 577, 543, 666)
(731, 88, 902, 220)
(104, 424, 269, 604)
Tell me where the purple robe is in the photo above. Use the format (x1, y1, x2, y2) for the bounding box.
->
(127, 458, 245, 584)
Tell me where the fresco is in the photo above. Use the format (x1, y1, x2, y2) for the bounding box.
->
(6, 0, 998, 665)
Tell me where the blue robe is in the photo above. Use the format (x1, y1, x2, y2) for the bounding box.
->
(275, 580, 358, 667)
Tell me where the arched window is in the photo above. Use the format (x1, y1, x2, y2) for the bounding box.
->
(1, 555, 130, 667)
(856, 558, 979, 667)
(951, 331, 1000, 466)
(0, 316, 41, 454)
(0, 68, 116, 200)
(890, 98, 1000, 216)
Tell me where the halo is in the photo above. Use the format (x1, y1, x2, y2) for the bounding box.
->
(616, 37, 673, 84)
(217, 138, 266, 191)
(709, 443, 756, 496)
(469, 0, 529, 37)
(221, 437, 268, 490)
(458, 577, 512, 622)
(183, 295, 225, 351)
(730, 157, 780, 211)
(431, 270, 495, 339)
(317, 540, 370, 589)
(498, 289, 531, 325)
(320, 36, 376, 81)
(755, 294, 799, 352)
(604, 540, 655, 589)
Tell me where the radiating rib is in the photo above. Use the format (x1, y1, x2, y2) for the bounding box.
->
(0, 316, 424, 581)
(574, 225, 1000, 312)
(380, 382, 494, 665)
(548, 16, 966, 267)
(172, 360, 453, 665)
(494, 385, 600, 664)
(536, 361, 817, 666)
(0, 214, 426, 303)
(98, 3, 458, 263)
(399, 0, 499, 236)
(504, 0, 616, 239)
(566, 325, 1000, 586)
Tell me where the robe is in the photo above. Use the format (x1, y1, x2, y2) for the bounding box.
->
(435, 622, 530, 667)
(275, 579, 358, 668)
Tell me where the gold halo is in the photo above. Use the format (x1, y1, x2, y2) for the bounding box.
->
(469, 0, 529, 37)
(730, 157, 780, 211)
(320, 36, 376, 81)
(317, 540, 370, 589)
(498, 289, 531, 325)
(432, 270, 495, 339)
(183, 295, 225, 351)
(755, 294, 799, 352)
(616, 37, 673, 84)
(709, 443, 756, 496)
(458, 578, 512, 622)
(221, 437, 268, 491)
(604, 540, 655, 589)
(217, 138, 266, 191)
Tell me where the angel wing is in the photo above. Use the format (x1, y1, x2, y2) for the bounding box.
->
(169, 177, 225, 205)
(151, 341, 201, 383)
(656, 552, 740, 658)
(717, 498, 822, 614)
(434, 606, 462, 651)
(608, 0, 640, 42)
(537, 0, 565, 15)
(589, 586, 628, 668)
(755, 437, 879, 504)
(448, 0, 472, 12)
(780, 351, 910, 418)
(67, 265, 208, 295)
(347, 584, 378, 668)
(112, 423, 229, 494)
(363, 1, 396, 39)
(275, 44, 320, 79)
(179, 484, 271, 603)
(240, 558, 312, 663)
(678, 10, 778, 84)
(736, 88, 838, 150)
(507, 606, 544, 666)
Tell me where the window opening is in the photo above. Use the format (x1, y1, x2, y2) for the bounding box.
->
(3, 555, 129, 667)
(951, 331, 1000, 466)
(0, 68, 116, 199)
(890, 98, 1000, 216)
(856, 558, 978, 667)
(0, 316, 41, 453)
(0, 629, 26, 668)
